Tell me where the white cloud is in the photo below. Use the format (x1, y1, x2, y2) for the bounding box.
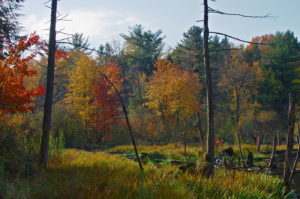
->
(21, 9, 144, 47)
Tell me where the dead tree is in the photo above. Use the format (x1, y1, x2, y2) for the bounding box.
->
(100, 73, 144, 172)
(202, 0, 215, 177)
(268, 134, 278, 168)
(201, 1, 272, 171)
(284, 94, 296, 187)
(289, 114, 300, 185)
(39, 0, 58, 166)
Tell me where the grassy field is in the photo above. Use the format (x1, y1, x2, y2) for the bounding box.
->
(1, 148, 295, 199)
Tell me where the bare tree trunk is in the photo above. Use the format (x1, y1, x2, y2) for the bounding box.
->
(203, 0, 215, 177)
(268, 134, 277, 168)
(256, 133, 261, 152)
(235, 88, 244, 166)
(284, 94, 296, 187)
(39, 0, 57, 167)
(197, 112, 205, 151)
(289, 119, 300, 183)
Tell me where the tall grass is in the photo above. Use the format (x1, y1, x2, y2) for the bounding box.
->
(8, 149, 289, 199)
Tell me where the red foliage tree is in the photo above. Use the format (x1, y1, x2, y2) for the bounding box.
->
(0, 33, 45, 114)
(89, 63, 123, 141)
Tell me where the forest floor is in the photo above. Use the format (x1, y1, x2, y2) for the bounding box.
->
(1, 145, 298, 199)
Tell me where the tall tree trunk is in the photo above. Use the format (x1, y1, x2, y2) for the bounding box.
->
(203, 0, 215, 177)
(268, 134, 277, 168)
(284, 94, 296, 187)
(39, 0, 57, 167)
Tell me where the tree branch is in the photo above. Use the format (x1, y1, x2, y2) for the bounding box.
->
(209, 31, 270, 45)
(208, 7, 273, 18)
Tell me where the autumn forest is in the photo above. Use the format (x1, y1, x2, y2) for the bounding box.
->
(1, 0, 300, 198)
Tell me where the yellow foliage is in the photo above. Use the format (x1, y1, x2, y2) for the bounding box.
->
(144, 59, 202, 124)
(64, 52, 99, 122)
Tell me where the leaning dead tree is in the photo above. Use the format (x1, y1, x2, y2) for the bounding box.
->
(39, 0, 58, 166)
(100, 73, 144, 172)
(201, 0, 272, 174)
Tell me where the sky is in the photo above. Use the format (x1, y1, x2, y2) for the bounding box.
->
(20, 0, 300, 49)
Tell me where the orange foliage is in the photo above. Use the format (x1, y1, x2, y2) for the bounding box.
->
(246, 34, 274, 55)
(145, 59, 201, 124)
(0, 33, 45, 114)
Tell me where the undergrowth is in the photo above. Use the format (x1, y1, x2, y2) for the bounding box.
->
(2, 149, 294, 199)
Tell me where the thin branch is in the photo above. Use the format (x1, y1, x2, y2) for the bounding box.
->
(208, 7, 273, 18)
(43, 0, 51, 5)
(210, 31, 270, 45)
(210, 48, 242, 52)
(56, 31, 73, 36)
(44, 5, 51, 10)
(56, 37, 72, 42)
(57, 41, 96, 53)
(57, 13, 71, 21)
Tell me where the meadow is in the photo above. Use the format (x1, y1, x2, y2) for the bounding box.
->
(1, 146, 296, 199)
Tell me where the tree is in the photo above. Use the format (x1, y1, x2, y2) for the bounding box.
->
(121, 24, 165, 75)
(202, 0, 214, 177)
(254, 110, 278, 151)
(218, 50, 263, 159)
(89, 63, 123, 145)
(0, 0, 24, 58)
(39, 0, 58, 166)
(64, 52, 98, 123)
(170, 26, 203, 72)
(170, 25, 231, 149)
(0, 33, 45, 114)
(97, 42, 115, 65)
(257, 31, 300, 116)
(144, 59, 202, 143)
(29, 47, 69, 112)
(67, 33, 90, 52)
